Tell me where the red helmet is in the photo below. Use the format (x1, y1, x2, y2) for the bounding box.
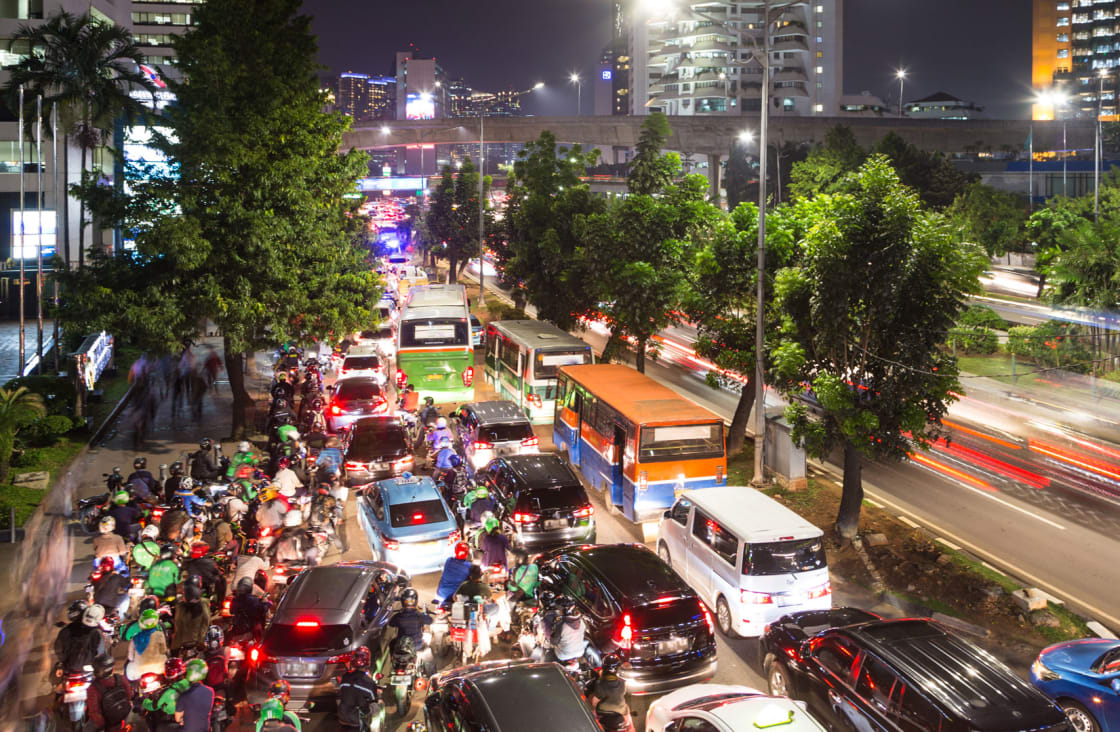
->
(190, 543, 208, 559)
(98, 556, 115, 573)
(454, 542, 470, 560)
(164, 657, 186, 681)
(350, 646, 371, 670)
(268, 679, 291, 702)
(276, 457, 291, 471)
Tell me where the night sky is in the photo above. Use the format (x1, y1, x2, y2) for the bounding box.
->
(306, 0, 1031, 119)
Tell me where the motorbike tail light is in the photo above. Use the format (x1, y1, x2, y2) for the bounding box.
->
(415, 677, 428, 691)
(260, 527, 272, 538)
(520, 436, 539, 448)
(152, 507, 164, 521)
(462, 367, 474, 387)
(326, 652, 352, 665)
(573, 505, 594, 518)
(66, 678, 88, 691)
(395, 369, 406, 387)
(513, 512, 539, 524)
(616, 613, 633, 651)
(474, 441, 493, 451)
(393, 455, 414, 472)
(222, 598, 232, 615)
(447, 530, 460, 545)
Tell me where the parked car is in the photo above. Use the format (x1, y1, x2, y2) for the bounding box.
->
(1030, 637, 1120, 732)
(454, 400, 538, 471)
(470, 314, 484, 347)
(657, 485, 831, 638)
(538, 543, 717, 696)
(423, 660, 601, 732)
(327, 377, 389, 433)
(647, 683, 828, 732)
(478, 453, 595, 549)
(358, 474, 459, 575)
(761, 610, 1071, 732)
(246, 561, 406, 709)
(342, 416, 414, 485)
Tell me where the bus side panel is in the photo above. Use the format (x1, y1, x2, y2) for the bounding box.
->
(576, 426, 618, 501)
(554, 406, 580, 467)
(626, 456, 727, 523)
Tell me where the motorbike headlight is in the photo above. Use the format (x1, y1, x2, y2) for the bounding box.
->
(1031, 657, 1061, 681)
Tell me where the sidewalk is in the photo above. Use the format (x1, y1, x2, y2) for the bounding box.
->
(0, 319, 58, 383)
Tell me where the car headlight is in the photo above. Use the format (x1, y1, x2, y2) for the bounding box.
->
(1032, 657, 1061, 681)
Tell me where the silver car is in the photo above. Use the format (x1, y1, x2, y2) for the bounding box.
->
(455, 400, 539, 471)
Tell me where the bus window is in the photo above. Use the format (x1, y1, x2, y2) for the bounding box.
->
(399, 319, 468, 347)
(638, 423, 724, 462)
(499, 336, 521, 374)
(533, 348, 592, 379)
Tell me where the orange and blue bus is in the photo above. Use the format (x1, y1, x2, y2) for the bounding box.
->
(553, 363, 727, 529)
(394, 284, 475, 403)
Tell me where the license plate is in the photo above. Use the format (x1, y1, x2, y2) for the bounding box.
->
(63, 691, 86, 703)
(281, 662, 318, 678)
(544, 519, 567, 531)
(389, 674, 412, 685)
(657, 636, 689, 655)
(425, 373, 443, 381)
(777, 594, 797, 607)
(372, 462, 387, 471)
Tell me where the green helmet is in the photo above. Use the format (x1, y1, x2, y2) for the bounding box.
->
(259, 698, 285, 721)
(483, 516, 499, 533)
(185, 658, 208, 683)
(138, 608, 159, 630)
(113, 490, 129, 506)
(474, 486, 488, 500)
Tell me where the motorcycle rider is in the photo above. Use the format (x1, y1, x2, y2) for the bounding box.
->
(587, 653, 629, 720)
(270, 371, 295, 403)
(434, 541, 473, 605)
(131, 524, 162, 571)
(255, 486, 289, 535)
(308, 486, 347, 553)
(190, 438, 222, 484)
(125, 608, 169, 681)
(202, 626, 232, 720)
(146, 544, 182, 599)
(141, 657, 189, 730)
(417, 396, 439, 428)
(272, 457, 303, 499)
(314, 435, 344, 486)
(336, 646, 379, 732)
(508, 553, 540, 604)
(398, 383, 419, 413)
(162, 461, 189, 504)
(426, 417, 454, 456)
(255, 680, 301, 732)
(174, 658, 215, 732)
(229, 577, 270, 642)
(466, 486, 497, 526)
(552, 602, 600, 668)
(231, 542, 270, 600)
(126, 457, 160, 499)
(86, 653, 133, 732)
(93, 515, 128, 574)
(226, 441, 259, 480)
(184, 542, 226, 604)
(436, 454, 467, 505)
(475, 516, 512, 571)
(108, 490, 142, 543)
(431, 436, 458, 484)
(388, 588, 434, 675)
(172, 578, 212, 654)
(173, 477, 209, 518)
(92, 556, 131, 619)
(270, 510, 318, 565)
(55, 603, 108, 673)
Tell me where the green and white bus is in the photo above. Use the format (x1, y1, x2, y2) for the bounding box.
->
(395, 284, 475, 403)
(483, 319, 592, 424)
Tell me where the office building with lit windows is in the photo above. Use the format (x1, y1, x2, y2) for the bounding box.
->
(1032, 0, 1118, 120)
(629, 0, 843, 117)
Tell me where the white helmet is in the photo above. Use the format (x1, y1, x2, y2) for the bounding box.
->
(237, 441, 251, 453)
(436, 417, 448, 429)
(278, 483, 296, 498)
(287, 429, 300, 441)
(141, 524, 159, 540)
(98, 516, 116, 534)
(283, 510, 303, 528)
(82, 604, 106, 628)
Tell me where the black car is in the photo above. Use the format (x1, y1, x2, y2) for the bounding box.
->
(327, 377, 389, 433)
(760, 609, 1072, 732)
(246, 561, 406, 710)
(423, 660, 601, 732)
(538, 543, 717, 696)
(342, 416, 414, 485)
(479, 454, 596, 549)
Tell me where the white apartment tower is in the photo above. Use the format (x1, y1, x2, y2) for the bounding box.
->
(630, 0, 843, 117)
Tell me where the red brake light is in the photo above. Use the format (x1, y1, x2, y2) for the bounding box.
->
(382, 534, 400, 551)
(573, 505, 594, 518)
(701, 603, 715, 635)
(330, 405, 342, 416)
(411, 512, 425, 523)
(474, 441, 493, 451)
(327, 652, 352, 665)
(618, 613, 633, 650)
(393, 455, 414, 471)
(372, 398, 388, 414)
(395, 369, 406, 386)
(295, 620, 319, 629)
(345, 461, 365, 471)
(808, 581, 832, 600)
(462, 367, 474, 387)
(260, 527, 272, 538)
(513, 512, 540, 523)
(249, 647, 260, 663)
(521, 436, 539, 448)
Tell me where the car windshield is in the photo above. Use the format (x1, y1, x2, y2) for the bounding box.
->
(335, 381, 382, 402)
(399, 319, 469, 347)
(638, 423, 724, 463)
(1097, 646, 1120, 673)
(517, 484, 587, 512)
(375, 327, 392, 340)
(481, 423, 533, 443)
(343, 356, 381, 370)
(745, 537, 827, 576)
(264, 623, 353, 656)
(388, 499, 449, 528)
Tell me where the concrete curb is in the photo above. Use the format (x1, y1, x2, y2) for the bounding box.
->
(88, 382, 135, 447)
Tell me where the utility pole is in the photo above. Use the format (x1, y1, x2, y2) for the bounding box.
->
(478, 113, 485, 305)
(752, 0, 772, 486)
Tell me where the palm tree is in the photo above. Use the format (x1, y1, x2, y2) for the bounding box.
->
(3, 11, 157, 268)
(0, 386, 46, 483)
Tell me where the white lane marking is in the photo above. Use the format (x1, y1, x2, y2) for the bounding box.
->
(958, 480, 1065, 530)
(1088, 621, 1119, 639)
(936, 537, 962, 551)
(898, 516, 920, 529)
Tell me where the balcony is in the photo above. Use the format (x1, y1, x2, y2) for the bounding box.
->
(690, 38, 736, 53)
(772, 67, 808, 83)
(772, 35, 809, 52)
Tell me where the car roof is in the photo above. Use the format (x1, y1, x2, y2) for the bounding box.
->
(350, 417, 404, 435)
(559, 544, 693, 605)
(441, 662, 600, 731)
(343, 351, 380, 361)
(842, 619, 1064, 728)
(486, 320, 587, 350)
(680, 485, 822, 543)
(378, 474, 441, 504)
(273, 565, 372, 625)
(711, 695, 827, 730)
(399, 305, 468, 321)
(502, 453, 581, 488)
(464, 400, 530, 425)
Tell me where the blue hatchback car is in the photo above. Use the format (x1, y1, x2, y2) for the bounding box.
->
(1030, 637, 1120, 731)
(357, 474, 459, 576)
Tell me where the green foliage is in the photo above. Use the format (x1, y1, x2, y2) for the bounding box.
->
(3, 376, 77, 416)
(1005, 321, 1094, 372)
(20, 414, 80, 448)
(627, 113, 679, 196)
(958, 305, 1008, 331)
(0, 387, 47, 483)
(788, 125, 865, 201)
(724, 140, 756, 211)
(947, 183, 1028, 256)
(950, 326, 998, 355)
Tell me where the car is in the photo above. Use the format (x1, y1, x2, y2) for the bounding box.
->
(396, 265, 429, 297)
(376, 297, 399, 325)
(342, 416, 414, 485)
(478, 453, 595, 549)
(470, 314, 484, 347)
(246, 560, 407, 710)
(339, 352, 386, 384)
(386, 253, 409, 267)
(538, 543, 717, 696)
(1030, 637, 1120, 731)
(327, 377, 389, 433)
(760, 610, 1071, 732)
(647, 683, 828, 732)
(423, 660, 601, 732)
(454, 400, 538, 471)
(370, 323, 395, 359)
(358, 473, 460, 575)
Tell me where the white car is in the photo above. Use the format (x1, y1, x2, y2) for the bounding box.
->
(646, 684, 826, 732)
(338, 352, 387, 385)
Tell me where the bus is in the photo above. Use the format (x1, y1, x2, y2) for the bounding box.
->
(554, 363, 727, 535)
(395, 284, 475, 402)
(483, 319, 592, 424)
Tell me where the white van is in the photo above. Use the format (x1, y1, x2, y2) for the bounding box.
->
(656, 485, 831, 638)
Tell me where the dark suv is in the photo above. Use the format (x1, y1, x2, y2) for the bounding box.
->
(423, 660, 601, 732)
(479, 454, 595, 548)
(538, 543, 717, 696)
(246, 561, 406, 710)
(342, 416, 414, 485)
(761, 610, 1071, 732)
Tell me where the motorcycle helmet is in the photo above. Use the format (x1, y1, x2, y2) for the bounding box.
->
(138, 598, 159, 617)
(67, 599, 89, 622)
(98, 516, 116, 534)
(236, 577, 254, 595)
(164, 657, 187, 682)
(473, 486, 488, 500)
(538, 590, 556, 608)
(424, 396, 435, 407)
(185, 658, 208, 684)
(189, 542, 209, 559)
(82, 604, 106, 628)
(454, 541, 471, 560)
(350, 646, 371, 671)
(276, 457, 290, 471)
(237, 441, 251, 453)
(276, 371, 287, 381)
(183, 580, 204, 605)
(159, 544, 177, 560)
(449, 455, 462, 468)
(94, 653, 115, 679)
(259, 699, 286, 724)
(436, 417, 448, 429)
(141, 523, 160, 540)
(199, 438, 213, 451)
(98, 556, 116, 573)
(267, 679, 292, 703)
(170, 461, 184, 477)
(601, 653, 623, 675)
(483, 516, 499, 533)
(283, 510, 302, 528)
(112, 490, 129, 506)
(133, 457, 147, 470)
(401, 587, 419, 609)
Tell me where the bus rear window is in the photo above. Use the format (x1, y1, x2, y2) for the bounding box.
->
(638, 423, 724, 462)
(533, 348, 591, 379)
(399, 319, 468, 347)
(745, 537, 827, 576)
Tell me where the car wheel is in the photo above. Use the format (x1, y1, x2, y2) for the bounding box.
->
(767, 657, 791, 698)
(1061, 701, 1101, 732)
(716, 596, 738, 638)
(657, 542, 671, 567)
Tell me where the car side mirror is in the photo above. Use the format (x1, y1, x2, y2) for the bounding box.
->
(1112, 678, 1120, 695)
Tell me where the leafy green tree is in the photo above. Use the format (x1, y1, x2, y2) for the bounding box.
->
(627, 112, 678, 195)
(873, 132, 978, 209)
(947, 183, 1028, 256)
(771, 156, 985, 539)
(3, 11, 157, 268)
(447, 158, 490, 282)
(425, 166, 455, 268)
(1048, 218, 1120, 365)
(787, 125, 865, 201)
(57, 0, 376, 437)
(1025, 198, 1085, 297)
(0, 387, 46, 483)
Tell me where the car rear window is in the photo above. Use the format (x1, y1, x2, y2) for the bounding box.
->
(343, 356, 381, 370)
(264, 623, 353, 656)
(350, 425, 406, 454)
(631, 597, 705, 631)
(335, 381, 382, 401)
(375, 327, 392, 339)
(359, 330, 377, 340)
(481, 423, 534, 443)
(388, 499, 449, 528)
(517, 484, 588, 512)
(745, 537, 827, 576)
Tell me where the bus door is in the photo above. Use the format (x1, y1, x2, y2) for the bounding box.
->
(610, 424, 625, 509)
(553, 380, 582, 468)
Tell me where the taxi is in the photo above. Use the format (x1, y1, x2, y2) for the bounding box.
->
(357, 473, 459, 576)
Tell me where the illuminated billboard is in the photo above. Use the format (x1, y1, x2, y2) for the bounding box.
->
(11, 210, 56, 259)
(358, 177, 429, 192)
(406, 93, 435, 120)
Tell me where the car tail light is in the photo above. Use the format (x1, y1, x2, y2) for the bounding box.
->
(396, 369, 406, 387)
(513, 512, 539, 524)
(410, 512, 426, 523)
(462, 367, 474, 387)
(700, 602, 715, 635)
(616, 613, 634, 651)
(372, 398, 388, 414)
(382, 534, 400, 551)
(521, 436, 539, 448)
(345, 461, 366, 471)
(526, 393, 542, 408)
(295, 620, 320, 629)
(808, 581, 832, 600)
(715, 465, 724, 485)
(330, 404, 342, 416)
(393, 455, 414, 472)
(474, 441, 493, 451)
(327, 652, 352, 665)
(573, 505, 594, 518)
(741, 589, 774, 605)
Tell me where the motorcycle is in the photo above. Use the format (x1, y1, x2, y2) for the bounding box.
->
(510, 601, 541, 660)
(385, 637, 421, 718)
(584, 667, 635, 732)
(56, 666, 93, 727)
(448, 598, 491, 666)
(78, 492, 111, 535)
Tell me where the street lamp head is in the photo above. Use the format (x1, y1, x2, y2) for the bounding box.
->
(380, 125, 391, 134)
(533, 82, 545, 90)
(643, 0, 677, 18)
(569, 72, 581, 84)
(1099, 68, 1110, 79)
(895, 68, 907, 80)
(738, 129, 755, 144)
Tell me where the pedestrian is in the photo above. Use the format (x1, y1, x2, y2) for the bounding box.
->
(203, 347, 223, 391)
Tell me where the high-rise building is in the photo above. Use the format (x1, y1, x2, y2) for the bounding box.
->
(366, 75, 395, 120)
(335, 72, 370, 119)
(395, 50, 448, 120)
(629, 0, 843, 117)
(1032, 0, 1118, 121)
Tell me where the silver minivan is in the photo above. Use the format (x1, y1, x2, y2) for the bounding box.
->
(656, 485, 831, 638)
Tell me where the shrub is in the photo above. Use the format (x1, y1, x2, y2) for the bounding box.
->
(958, 305, 1008, 331)
(21, 414, 79, 447)
(952, 326, 998, 354)
(485, 301, 528, 322)
(2, 376, 76, 416)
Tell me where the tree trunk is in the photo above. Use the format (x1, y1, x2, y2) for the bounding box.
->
(727, 371, 756, 455)
(635, 336, 647, 373)
(223, 336, 254, 440)
(836, 439, 864, 540)
(600, 330, 624, 365)
(77, 144, 87, 269)
(448, 253, 459, 283)
(1035, 272, 1046, 299)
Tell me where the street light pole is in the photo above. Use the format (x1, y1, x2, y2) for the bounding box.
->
(896, 69, 907, 118)
(1096, 69, 1107, 222)
(752, 0, 772, 486)
(478, 112, 485, 305)
(570, 73, 582, 116)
